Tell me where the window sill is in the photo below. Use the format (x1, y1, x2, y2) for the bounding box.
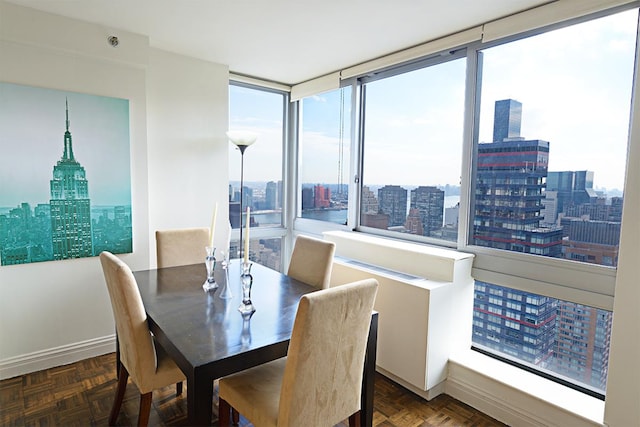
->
(447, 350, 605, 426)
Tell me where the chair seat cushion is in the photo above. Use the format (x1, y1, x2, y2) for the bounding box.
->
(219, 358, 287, 427)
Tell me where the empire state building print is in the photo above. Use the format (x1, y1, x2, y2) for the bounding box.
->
(50, 100, 93, 260)
(0, 82, 132, 266)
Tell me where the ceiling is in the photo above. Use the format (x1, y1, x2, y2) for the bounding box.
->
(6, 0, 551, 85)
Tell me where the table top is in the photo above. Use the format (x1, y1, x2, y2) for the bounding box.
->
(133, 260, 316, 374)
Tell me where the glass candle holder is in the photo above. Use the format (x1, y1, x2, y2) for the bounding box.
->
(218, 250, 233, 299)
(238, 261, 255, 314)
(202, 246, 218, 292)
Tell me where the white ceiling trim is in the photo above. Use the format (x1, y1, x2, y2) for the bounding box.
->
(483, 0, 638, 42)
(290, 72, 340, 102)
(229, 73, 291, 93)
(340, 26, 483, 81)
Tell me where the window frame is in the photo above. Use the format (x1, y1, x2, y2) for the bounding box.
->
(228, 80, 291, 271)
(290, 4, 636, 312)
(458, 7, 637, 311)
(285, 0, 640, 405)
(354, 48, 469, 249)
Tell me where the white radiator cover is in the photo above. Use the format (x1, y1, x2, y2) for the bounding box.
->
(324, 231, 474, 399)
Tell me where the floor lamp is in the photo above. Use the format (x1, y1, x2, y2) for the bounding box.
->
(227, 131, 258, 259)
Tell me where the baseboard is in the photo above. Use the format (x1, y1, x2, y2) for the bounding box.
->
(376, 366, 445, 401)
(445, 373, 544, 427)
(0, 335, 116, 380)
(445, 355, 604, 427)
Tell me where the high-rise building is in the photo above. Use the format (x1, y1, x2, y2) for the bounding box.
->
(404, 208, 423, 235)
(474, 100, 563, 256)
(473, 283, 557, 366)
(473, 99, 612, 392)
(377, 185, 407, 227)
(554, 302, 612, 390)
(561, 218, 621, 266)
(265, 181, 278, 210)
(473, 99, 562, 374)
(50, 100, 93, 260)
(301, 187, 314, 210)
(492, 99, 522, 143)
(361, 186, 379, 214)
(546, 170, 597, 218)
(410, 186, 444, 237)
(314, 184, 331, 208)
(609, 197, 623, 222)
(241, 186, 253, 209)
(541, 190, 559, 226)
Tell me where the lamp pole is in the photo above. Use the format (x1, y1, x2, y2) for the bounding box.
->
(238, 144, 248, 260)
(227, 131, 257, 260)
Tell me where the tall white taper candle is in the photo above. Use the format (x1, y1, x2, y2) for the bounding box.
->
(209, 202, 218, 247)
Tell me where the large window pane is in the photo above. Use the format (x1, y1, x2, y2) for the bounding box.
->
(360, 58, 465, 242)
(229, 83, 285, 267)
(229, 84, 284, 230)
(470, 8, 638, 397)
(471, 9, 636, 267)
(299, 87, 351, 225)
(473, 281, 612, 396)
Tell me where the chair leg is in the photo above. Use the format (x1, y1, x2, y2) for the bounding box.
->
(138, 392, 153, 427)
(218, 397, 231, 427)
(232, 408, 239, 425)
(109, 364, 129, 426)
(176, 381, 183, 396)
(348, 410, 361, 427)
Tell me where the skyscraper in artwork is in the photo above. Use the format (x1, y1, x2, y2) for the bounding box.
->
(50, 100, 93, 259)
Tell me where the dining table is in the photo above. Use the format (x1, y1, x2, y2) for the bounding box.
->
(132, 259, 379, 426)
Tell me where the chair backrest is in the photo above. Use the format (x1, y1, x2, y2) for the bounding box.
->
(155, 227, 210, 268)
(286, 235, 336, 289)
(100, 251, 158, 392)
(278, 278, 378, 427)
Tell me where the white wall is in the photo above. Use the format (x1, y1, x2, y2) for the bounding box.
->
(0, 2, 229, 378)
(147, 49, 229, 262)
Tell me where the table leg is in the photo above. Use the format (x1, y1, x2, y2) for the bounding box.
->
(361, 312, 378, 427)
(187, 371, 214, 426)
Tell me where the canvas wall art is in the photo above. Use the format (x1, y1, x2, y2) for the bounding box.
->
(0, 82, 132, 266)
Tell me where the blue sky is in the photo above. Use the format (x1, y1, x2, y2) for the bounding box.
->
(0, 82, 131, 208)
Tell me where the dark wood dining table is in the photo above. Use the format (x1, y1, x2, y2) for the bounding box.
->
(133, 259, 378, 426)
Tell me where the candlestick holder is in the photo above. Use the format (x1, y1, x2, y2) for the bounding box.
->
(238, 261, 255, 314)
(202, 246, 218, 292)
(218, 250, 233, 299)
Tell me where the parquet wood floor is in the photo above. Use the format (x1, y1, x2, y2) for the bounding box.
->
(0, 352, 507, 426)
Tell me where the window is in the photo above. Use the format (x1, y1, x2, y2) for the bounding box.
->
(474, 280, 612, 396)
(290, 3, 637, 399)
(471, 10, 633, 267)
(298, 87, 352, 225)
(358, 56, 466, 244)
(468, 8, 636, 397)
(229, 82, 288, 269)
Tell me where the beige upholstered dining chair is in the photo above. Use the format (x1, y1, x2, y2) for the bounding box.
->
(218, 278, 379, 427)
(100, 251, 186, 427)
(154, 227, 209, 396)
(155, 227, 210, 268)
(287, 235, 336, 289)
